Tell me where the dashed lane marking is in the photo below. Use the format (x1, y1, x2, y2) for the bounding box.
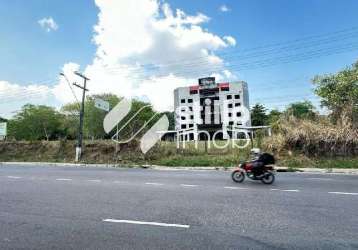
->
(103, 219, 190, 229)
(55, 178, 72, 181)
(307, 178, 333, 181)
(145, 182, 164, 186)
(271, 189, 300, 192)
(180, 184, 198, 187)
(7, 176, 22, 179)
(224, 186, 248, 190)
(88, 179, 101, 182)
(328, 192, 358, 196)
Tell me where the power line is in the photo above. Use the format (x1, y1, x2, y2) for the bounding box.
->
(102, 26, 358, 73)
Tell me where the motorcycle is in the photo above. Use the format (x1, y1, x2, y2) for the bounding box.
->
(231, 162, 275, 184)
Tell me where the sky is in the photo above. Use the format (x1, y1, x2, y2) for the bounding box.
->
(1, 0, 358, 118)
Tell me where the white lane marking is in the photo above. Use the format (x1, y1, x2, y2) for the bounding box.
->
(103, 219, 190, 229)
(56, 178, 72, 181)
(224, 186, 248, 190)
(180, 184, 198, 187)
(307, 178, 332, 181)
(145, 182, 164, 186)
(7, 176, 22, 179)
(88, 179, 101, 182)
(328, 192, 358, 196)
(271, 189, 300, 192)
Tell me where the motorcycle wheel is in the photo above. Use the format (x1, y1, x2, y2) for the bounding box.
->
(261, 172, 275, 184)
(231, 170, 245, 183)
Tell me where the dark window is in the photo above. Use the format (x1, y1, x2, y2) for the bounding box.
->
(229, 121, 234, 126)
(189, 107, 193, 111)
(235, 103, 241, 107)
(180, 99, 185, 103)
(228, 113, 232, 117)
(189, 124, 193, 128)
(235, 94, 240, 99)
(228, 103, 233, 108)
(190, 115, 194, 119)
(181, 124, 186, 129)
(190, 90, 198, 94)
(236, 112, 241, 117)
(227, 95, 232, 100)
(188, 99, 193, 103)
(181, 116, 186, 120)
(221, 87, 229, 91)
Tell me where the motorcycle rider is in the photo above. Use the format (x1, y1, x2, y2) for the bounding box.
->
(250, 148, 265, 177)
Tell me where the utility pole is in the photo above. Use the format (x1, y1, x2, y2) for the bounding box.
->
(73, 71, 90, 162)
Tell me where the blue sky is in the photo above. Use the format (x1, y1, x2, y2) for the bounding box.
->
(1, 0, 358, 117)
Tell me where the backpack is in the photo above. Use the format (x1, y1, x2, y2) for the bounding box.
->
(258, 153, 275, 165)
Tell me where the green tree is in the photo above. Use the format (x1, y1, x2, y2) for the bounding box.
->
(8, 104, 64, 140)
(251, 103, 268, 126)
(312, 60, 358, 126)
(0, 117, 7, 122)
(285, 101, 316, 119)
(267, 109, 282, 125)
(60, 94, 160, 140)
(61, 93, 121, 140)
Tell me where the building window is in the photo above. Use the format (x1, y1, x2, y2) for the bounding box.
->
(189, 124, 193, 128)
(190, 115, 194, 119)
(181, 116, 186, 120)
(229, 121, 234, 126)
(236, 112, 241, 117)
(181, 124, 186, 129)
(180, 99, 185, 103)
(235, 103, 241, 107)
(227, 95, 232, 100)
(228, 103, 233, 108)
(228, 112, 232, 117)
(188, 99, 193, 103)
(189, 106, 193, 111)
(235, 94, 240, 99)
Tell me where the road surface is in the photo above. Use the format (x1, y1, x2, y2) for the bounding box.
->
(0, 164, 357, 249)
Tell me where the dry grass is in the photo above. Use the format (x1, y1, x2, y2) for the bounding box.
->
(263, 117, 358, 157)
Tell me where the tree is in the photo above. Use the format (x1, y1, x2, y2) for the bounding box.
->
(8, 104, 64, 140)
(61, 93, 121, 140)
(0, 116, 7, 122)
(267, 109, 282, 125)
(251, 104, 268, 126)
(60, 94, 160, 141)
(284, 101, 316, 120)
(312, 60, 358, 126)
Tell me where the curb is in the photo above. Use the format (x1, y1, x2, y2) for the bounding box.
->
(1, 162, 358, 175)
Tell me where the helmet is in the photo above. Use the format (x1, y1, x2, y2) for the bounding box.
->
(250, 148, 261, 155)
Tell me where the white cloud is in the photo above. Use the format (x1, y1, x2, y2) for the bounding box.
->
(38, 17, 58, 32)
(2, 0, 239, 115)
(223, 36, 236, 46)
(77, 0, 237, 111)
(219, 5, 230, 12)
(0, 81, 52, 118)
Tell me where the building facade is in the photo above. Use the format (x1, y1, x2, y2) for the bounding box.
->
(174, 77, 251, 140)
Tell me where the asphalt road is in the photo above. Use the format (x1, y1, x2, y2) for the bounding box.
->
(0, 164, 357, 249)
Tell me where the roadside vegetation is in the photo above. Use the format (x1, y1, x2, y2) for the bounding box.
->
(1, 60, 357, 168)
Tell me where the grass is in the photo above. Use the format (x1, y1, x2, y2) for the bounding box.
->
(0, 140, 357, 169)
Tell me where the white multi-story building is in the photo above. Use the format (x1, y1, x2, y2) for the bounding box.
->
(174, 77, 251, 140)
